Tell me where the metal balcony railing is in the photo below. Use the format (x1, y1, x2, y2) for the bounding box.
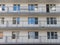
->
(0, 6, 60, 13)
(0, 36, 60, 44)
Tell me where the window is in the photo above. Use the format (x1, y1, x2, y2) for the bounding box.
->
(47, 17, 57, 24)
(46, 4, 56, 12)
(13, 18, 16, 24)
(28, 32, 38, 39)
(13, 17, 20, 24)
(0, 4, 5, 11)
(28, 4, 38, 11)
(12, 32, 16, 39)
(12, 32, 19, 39)
(1, 18, 4, 24)
(0, 32, 3, 39)
(47, 32, 58, 39)
(13, 4, 20, 11)
(2, 4, 5, 11)
(16, 17, 20, 24)
(49, 4, 56, 11)
(28, 17, 38, 24)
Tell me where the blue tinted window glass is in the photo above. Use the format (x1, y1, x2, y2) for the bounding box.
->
(31, 18, 35, 24)
(31, 5, 34, 10)
(18, 4, 20, 11)
(28, 5, 31, 10)
(28, 18, 35, 24)
(28, 18, 31, 24)
(13, 4, 17, 11)
(2, 4, 5, 11)
(17, 17, 20, 24)
(28, 4, 34, 11)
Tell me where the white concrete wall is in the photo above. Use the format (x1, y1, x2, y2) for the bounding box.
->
(0, 30, 60, 44)
(0, 16, 60, 27)
(0, 4, 60, 13)
(38, 4, 46, 13)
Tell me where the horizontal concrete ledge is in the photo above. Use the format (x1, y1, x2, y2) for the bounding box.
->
(0, 12, 60, 16)
(0, 44, 60, 45)
(0, 27, 60, 30)
(0, 0, 60, 3)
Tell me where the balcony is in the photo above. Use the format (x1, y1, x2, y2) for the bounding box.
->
(0, 6, 60, 16)
(0, 20, 60, 30)
(0, 36, 60, 44)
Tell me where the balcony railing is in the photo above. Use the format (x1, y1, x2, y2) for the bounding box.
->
(0, 6, 60, 13)
(0, 20, 60, 28)
(0, 36, 60, 44)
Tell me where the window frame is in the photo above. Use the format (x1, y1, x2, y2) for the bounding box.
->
(28, 31, 38, 39)
(13, 4, 20, 11)
(47, 17, 57, 24)
(12, 32, 19, 39)
(49, 4, 56, 11)
(12, 17, 20, 24)
(2, 4, 5, 11)
(28, 4, 38, 11)
(28, 17, 38, 24)
(1, 17, 4, 24)
(47, 32, 58, 39)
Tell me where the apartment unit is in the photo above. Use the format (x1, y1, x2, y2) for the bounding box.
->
(0, 0, 60, 44)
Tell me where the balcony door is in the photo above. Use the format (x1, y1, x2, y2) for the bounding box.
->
(46, 4, 49, 13)
(10, 32, 19, 43)
(12, 32, 19, 39)
(46, 4, 56, 13)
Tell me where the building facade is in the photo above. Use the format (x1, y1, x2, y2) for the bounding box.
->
(0, 0, 60, 44)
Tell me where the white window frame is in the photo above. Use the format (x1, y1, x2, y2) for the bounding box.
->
(47, 32, 58, 39)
